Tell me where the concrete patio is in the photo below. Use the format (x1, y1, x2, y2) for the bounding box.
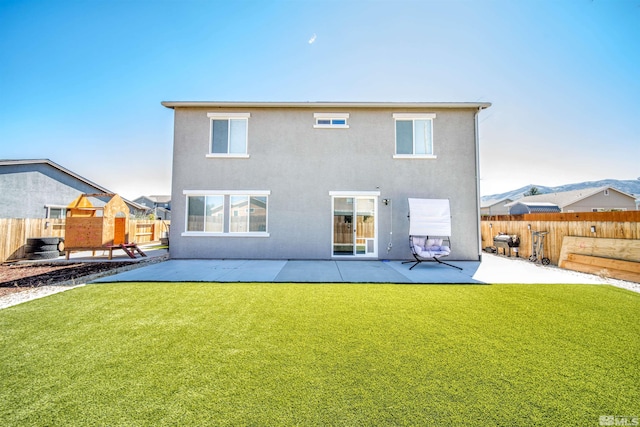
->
(92, 253, 618, 285)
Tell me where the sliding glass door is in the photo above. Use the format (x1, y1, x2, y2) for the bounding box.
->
(332, 195, 377, 257)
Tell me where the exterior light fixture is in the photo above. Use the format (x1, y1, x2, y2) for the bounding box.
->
(527, 224, 531, 230)
(590, 226, 596, 233)
(382, 199, 390, 206)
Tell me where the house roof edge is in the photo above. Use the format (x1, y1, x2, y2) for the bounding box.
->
(161, 101, 492, 110)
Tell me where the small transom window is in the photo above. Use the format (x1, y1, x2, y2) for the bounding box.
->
(314, 113, 349, 128)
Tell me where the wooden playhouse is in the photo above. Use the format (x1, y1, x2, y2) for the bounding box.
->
(64, 193, 145, 259)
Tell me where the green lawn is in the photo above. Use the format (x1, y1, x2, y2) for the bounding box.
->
(1, 283, 638, 426)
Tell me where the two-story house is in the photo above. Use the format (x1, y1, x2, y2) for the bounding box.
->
(162, 101, 491, 261)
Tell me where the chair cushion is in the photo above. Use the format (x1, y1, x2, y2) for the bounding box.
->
(412, 236, 427, 248)
(426, 238, 443, 247)
(415, 245, 450, 257)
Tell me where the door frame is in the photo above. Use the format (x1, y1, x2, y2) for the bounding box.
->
(330, 191, 380, 258)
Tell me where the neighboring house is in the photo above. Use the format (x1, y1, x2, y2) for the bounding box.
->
(162, 101, 491, 260)
(0, 159, 147, 218)
(505, 186, 637, 214)
(480, 198, 513, 216)
(133, 195, 172, 220)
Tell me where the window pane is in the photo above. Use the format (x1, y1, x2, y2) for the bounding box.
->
(229, 119, 247, 154)
(49, 208, 65, 219)
(414, 120, 426, 154)
(317, 119, 331, 125)
(425, 119, 433, 154)
(395, 120, 413, 154)
(211, 120, 229, 153)
(331, 119, 346, 125)
(187, 196, 205, 231)
(249, 196, 267, 232)
(205, 196, 224, 232)
(229, 195, 248, 232)
(414, 119, 433, 155)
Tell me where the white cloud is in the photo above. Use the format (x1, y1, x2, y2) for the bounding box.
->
(308, 33, 317, 44)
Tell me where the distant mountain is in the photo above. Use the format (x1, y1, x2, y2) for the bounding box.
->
(481, 179, 640, 203)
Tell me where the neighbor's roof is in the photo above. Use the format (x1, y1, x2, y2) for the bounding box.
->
(147, 195, 172, 203)
(161, 101, 492, 110)
(0, 159, 111, 192)
(0, 159, 146, 210)
(505, 186, 636, 209)
(480, 198, 513, 209)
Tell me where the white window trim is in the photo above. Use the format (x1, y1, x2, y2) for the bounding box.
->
(329, 191, 379, 258)
(329, 190, 381, 197)
(206, 154, 250, 159)
(393, 113, 436, 120)
(182, 232, 269, 238)
(183, 190, 270, 196)
(392, 154, 438, 160)
(45, 205, 67, 219)
(393, 113, 437, 158)
(207, 113, 251, 119)
(314, 112, 350, 129)
(182, 190, 270, 237)
(207, 112, 251, 158)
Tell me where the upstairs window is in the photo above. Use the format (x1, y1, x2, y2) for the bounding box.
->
(314, 113, 349, 128)
(207, 113, 250, 157)
(393, 113, 436, 158)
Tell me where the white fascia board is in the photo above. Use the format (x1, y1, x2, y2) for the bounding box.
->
(162, 101, 492, 110)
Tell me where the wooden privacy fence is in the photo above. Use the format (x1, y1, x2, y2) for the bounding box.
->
(333, 217, 375, 243)
(0, 219, 170, 262)
(481, 211, 640, 266)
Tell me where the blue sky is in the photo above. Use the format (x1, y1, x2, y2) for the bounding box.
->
(1, 0, 638, 199)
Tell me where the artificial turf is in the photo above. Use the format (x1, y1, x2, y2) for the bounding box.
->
(0, 283, 638, 426)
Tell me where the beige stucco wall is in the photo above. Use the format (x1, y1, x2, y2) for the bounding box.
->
(169, 105, 483, 260)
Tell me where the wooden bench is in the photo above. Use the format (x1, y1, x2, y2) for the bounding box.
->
(561, 253, 640, 283)
(558, 236, 640, 283)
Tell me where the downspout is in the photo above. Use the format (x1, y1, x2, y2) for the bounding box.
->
(474, 107, 483, 261)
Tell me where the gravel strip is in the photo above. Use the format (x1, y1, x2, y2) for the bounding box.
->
(0, 284, 85, 310)
(0, 252, 169, 310)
